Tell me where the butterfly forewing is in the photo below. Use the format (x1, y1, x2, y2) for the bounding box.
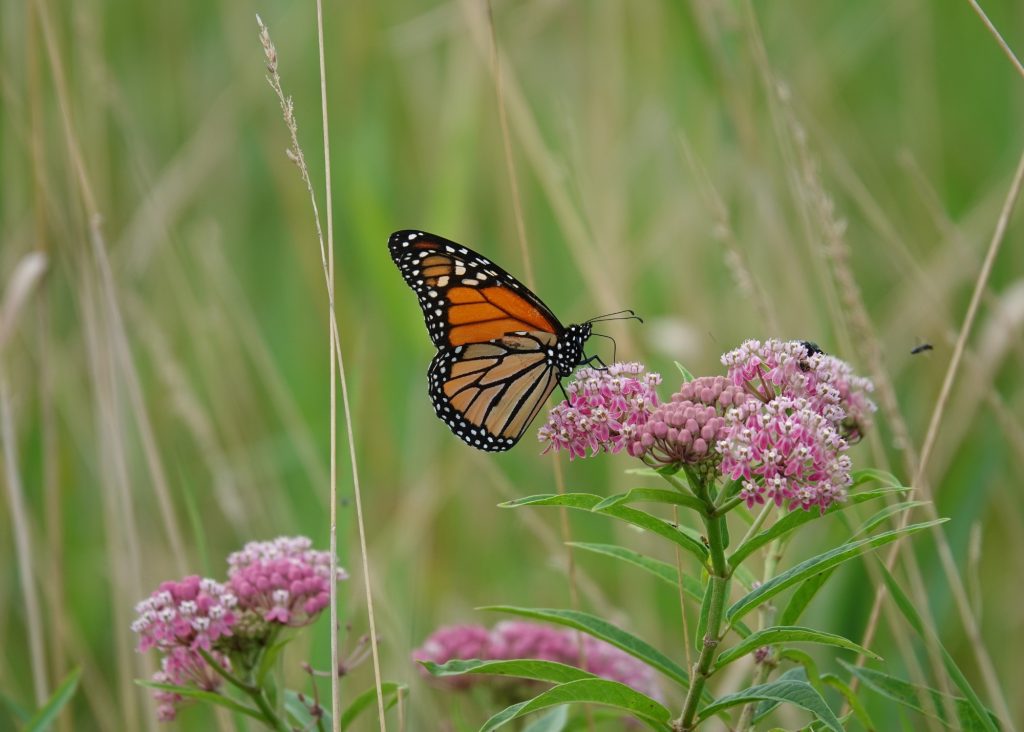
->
(389, 229, 587, 452)
(388, 230, 563, 348)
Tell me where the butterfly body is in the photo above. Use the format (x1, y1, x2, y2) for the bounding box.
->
(389, 230, 592, 451)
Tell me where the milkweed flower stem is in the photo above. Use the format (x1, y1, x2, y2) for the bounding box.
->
(676, 488, 731, 732)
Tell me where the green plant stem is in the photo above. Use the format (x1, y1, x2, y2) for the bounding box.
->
(734, 536, 785, 732)
(199, 650, 291, 732)
(676, 513, 730, 731)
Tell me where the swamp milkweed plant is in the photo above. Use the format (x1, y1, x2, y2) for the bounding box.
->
(415, 339, 964, 731)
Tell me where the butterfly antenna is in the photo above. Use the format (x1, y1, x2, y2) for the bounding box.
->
(587, 309, 644, 325)
(589, 331, 618, 363)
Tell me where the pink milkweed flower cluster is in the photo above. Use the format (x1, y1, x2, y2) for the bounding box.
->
(132, 576, 237, 655)
(719, 396, 852, 512)
(131, 576, 238, 721)
(541, 339, 875, 515)
(132, 536, 346, 722)
(413, 620, 660, 700)
(228, 536, 348, 628)
(628, 376, 750, 468)
(538, 362, 661, 459)
(718, 339, 873, 512)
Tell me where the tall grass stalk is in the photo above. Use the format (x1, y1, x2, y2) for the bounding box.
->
(256, 15, 388, 729)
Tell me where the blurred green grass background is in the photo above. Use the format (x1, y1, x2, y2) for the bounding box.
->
(2, 0, 1023, 729)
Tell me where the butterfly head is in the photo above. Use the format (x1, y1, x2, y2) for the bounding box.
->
(555, 323, 592, 377)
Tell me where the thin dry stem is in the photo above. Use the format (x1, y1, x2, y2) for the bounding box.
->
(257, 15, 387, 729)
(485, 0, 534, 288)
(311, 0, 343, 725)
(1, 379, 49, 706)
(966, 0, 1024, 80)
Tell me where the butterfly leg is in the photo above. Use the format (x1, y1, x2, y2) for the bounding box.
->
(581, 354, 608, 371)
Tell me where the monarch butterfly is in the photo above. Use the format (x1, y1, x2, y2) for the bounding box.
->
(389, 230, 632, 452)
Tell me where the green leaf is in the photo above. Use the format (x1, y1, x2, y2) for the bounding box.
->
(728, 486, 909, 567)
(24, 667, 82, 732)
(694, 576, 713, 650)
(568, 542, 686, 591)
(849, 468, 906, 489)
(501, 493, 708, 565)
(523, 705, 569, 732)
(592, 488, 706, 516)
(778, 569, 836, 626)
(752, 666, 807, 721)
(674, 361, 695, 381)
(481, 606, 689, 689)
(726, 519, 947, 623)
(480, 679, 671, 732)
(256, 634, 293, 687)
(839, 662, 998, 732)
(135, 681, 263, 721)
(697, 679, 842, 732)
(873, 562, 998, 732)
(423, 659, 593, 685)
(713, 625, 879, 670)
(339, 682, 405, 730)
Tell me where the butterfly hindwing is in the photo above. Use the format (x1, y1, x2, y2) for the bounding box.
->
(428, 333, 561, 451)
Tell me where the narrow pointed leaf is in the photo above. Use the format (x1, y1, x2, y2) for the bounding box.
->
(728, 487, 909, 567)
(778, 569, 836, 626)
(852, 500, 928, 538)
(423, 659, 593, 685)
(480, 679, 671, 732)
(24, 668, 82, 732)
(592, 488, 706, 516)
(697, 679, 842, 732)
(481, 606, 689, 689)
(136, 681, 263, 721)
(726, 519, 947, 623)
(714, 626, 879, 670)
(501, 494, 708, 564)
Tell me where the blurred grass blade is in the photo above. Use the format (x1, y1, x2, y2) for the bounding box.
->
(839, 662, 997, 732)
(697, 678, 842, 732)
(726, 519, 947, 623)
(481, 605, 690, 689)
(479, 679, 671, 732)
(872, 562, 998, 732)
(0, 252, 48, 353)
(502, 493, 708, 564)
(713, 626, 879, 670)
(24, 667, 81, 732)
